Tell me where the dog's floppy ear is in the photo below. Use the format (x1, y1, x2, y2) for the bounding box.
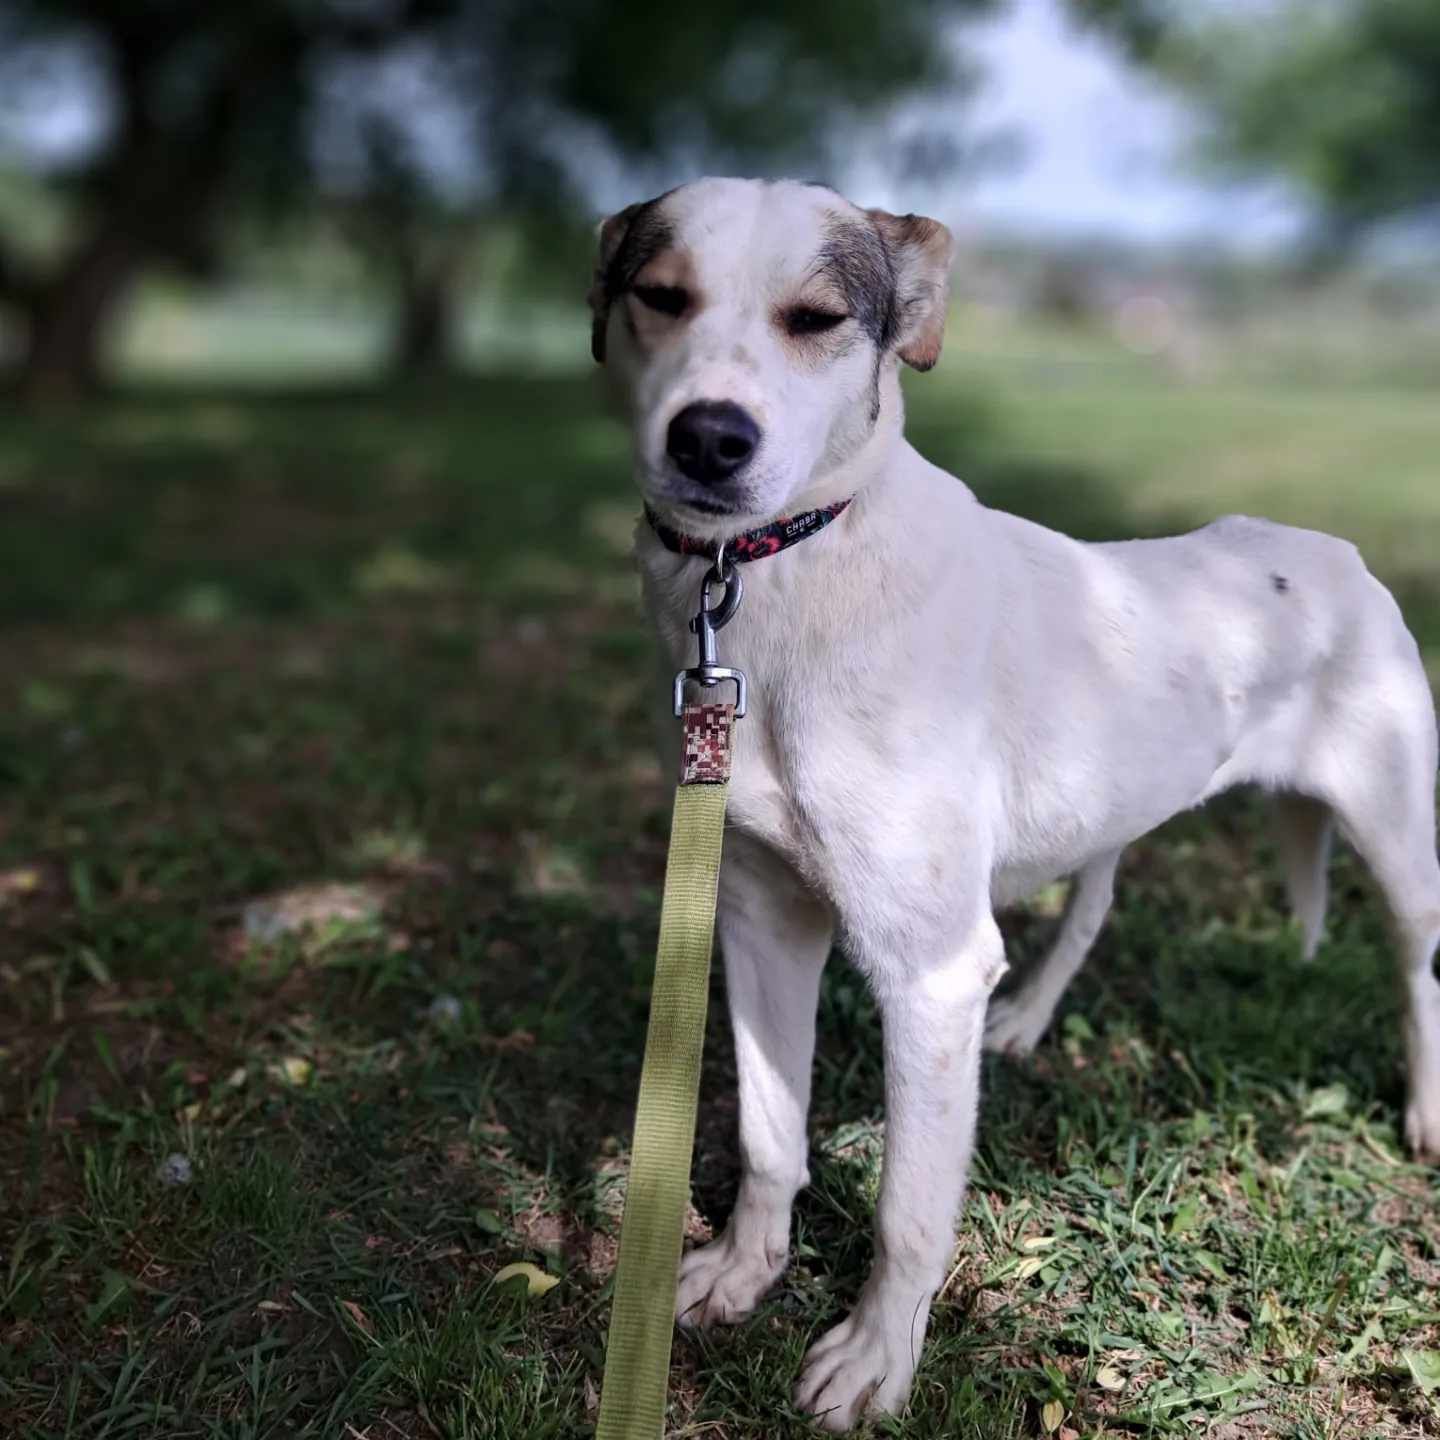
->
(868, 210, 955, 372)
(587, 203, 642, 364)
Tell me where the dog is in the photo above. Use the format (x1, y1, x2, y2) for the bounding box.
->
(588, 177, 1440, 1431)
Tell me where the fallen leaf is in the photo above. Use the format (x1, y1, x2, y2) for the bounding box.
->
(269, 1057, 313, 1087)
(1169, 1197, 1202, 1237)
(483, 1030, 537, 1053)
(1192, 1249, 1228, 1280)
(1040, 1398, 1065, 1433)
(1095, 1364, 1125, 1391)
(1304, 1082, 1349, 1119)
(493, 1262, 560, 1297)
(0, 867, 42, 906)
(339, 1299, 373, 1335)
(1020, 1235, 1057, 1252)
(1404, 1349, 1440, 1393)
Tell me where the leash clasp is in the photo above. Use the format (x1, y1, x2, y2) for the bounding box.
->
(673, 549, 747, 718)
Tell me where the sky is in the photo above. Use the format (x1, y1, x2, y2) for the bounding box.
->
(870, 0, 1308, 247)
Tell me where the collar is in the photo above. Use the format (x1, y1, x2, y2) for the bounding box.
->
(645, 497, 853, 563)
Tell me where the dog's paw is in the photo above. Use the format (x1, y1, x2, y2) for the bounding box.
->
(793, 1305, 918, 1433)
(1405, 1092, 1440, 1160)
(982, 994, 1050, 1056)
(676, 1232, 786, 1329)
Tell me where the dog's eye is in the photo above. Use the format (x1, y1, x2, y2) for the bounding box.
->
(633, 284, 688, 317)
(784, 306, 849, 337)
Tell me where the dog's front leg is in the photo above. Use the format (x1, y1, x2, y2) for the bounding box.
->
(795, 914, 1001, 1432)
(676, 834, 833, 1327)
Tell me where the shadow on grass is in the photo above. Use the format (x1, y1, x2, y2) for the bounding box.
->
(0, 375, 628, 624)
(485, 785, 1413, 1245)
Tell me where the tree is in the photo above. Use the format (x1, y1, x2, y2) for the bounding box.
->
(318, 0, 1008, 376)
(1070, 0, 1440, 240)
(0, 0, 453, 398)
(0, 0, 1004, 395)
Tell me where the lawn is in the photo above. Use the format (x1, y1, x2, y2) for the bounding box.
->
(2, 312, 1439, 1439)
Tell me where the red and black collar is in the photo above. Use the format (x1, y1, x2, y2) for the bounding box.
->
(645, 497, 853, 563)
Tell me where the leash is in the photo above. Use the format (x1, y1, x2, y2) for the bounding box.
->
(597, 500, 851, 1438)
(597, 553, 745, 1440)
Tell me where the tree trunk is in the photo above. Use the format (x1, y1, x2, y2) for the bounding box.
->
(12, 10, 308, 401)
(18, 231, 143, 400)
(393, 251, 458, 379)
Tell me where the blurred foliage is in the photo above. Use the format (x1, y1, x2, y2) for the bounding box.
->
(477, 0, 995, 189)
(1071, 0, 1440, 240)
(0, 0, 1001, 393)
(0, 0, 443, 394)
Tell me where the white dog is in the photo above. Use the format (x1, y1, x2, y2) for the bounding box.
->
(589, 177, 1440, 1431)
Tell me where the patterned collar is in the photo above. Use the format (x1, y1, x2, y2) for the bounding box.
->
(644, 497, 853, 563)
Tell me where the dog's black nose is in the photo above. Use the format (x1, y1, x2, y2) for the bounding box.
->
(666, 401, 760, 485)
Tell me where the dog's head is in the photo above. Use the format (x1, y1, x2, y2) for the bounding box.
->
(589, 178, 954, 535)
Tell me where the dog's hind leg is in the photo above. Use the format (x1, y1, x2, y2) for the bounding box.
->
(1273, 793, 1333, 960)
(1401, 895, 1440, 1157)
(1301, 658, 1440, 1156)
(983, 848, 1121, 1056)
(1344, 821, 1440, 1157)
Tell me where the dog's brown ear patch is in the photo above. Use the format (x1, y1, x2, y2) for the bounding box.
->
(588, 203, 641, 364)
(587, 193, 677, 364)
(867, 210, 955, 371)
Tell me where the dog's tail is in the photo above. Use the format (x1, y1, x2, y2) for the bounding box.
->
(1273, 793, 1333, 961)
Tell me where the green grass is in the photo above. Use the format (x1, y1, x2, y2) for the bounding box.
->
(2, 314, 1439, 1438)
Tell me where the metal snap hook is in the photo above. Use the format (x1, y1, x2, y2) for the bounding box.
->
(674, 542, 748, 718)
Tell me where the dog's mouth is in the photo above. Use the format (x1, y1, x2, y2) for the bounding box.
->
(650, 491, 757, 535)
(645, 466, 755, 523)
(678, 494, 739, 517)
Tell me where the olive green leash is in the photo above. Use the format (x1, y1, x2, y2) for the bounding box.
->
(596, 556, 746, 1440)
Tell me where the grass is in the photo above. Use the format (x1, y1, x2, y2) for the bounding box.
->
(2, 310, 1440, 1438)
